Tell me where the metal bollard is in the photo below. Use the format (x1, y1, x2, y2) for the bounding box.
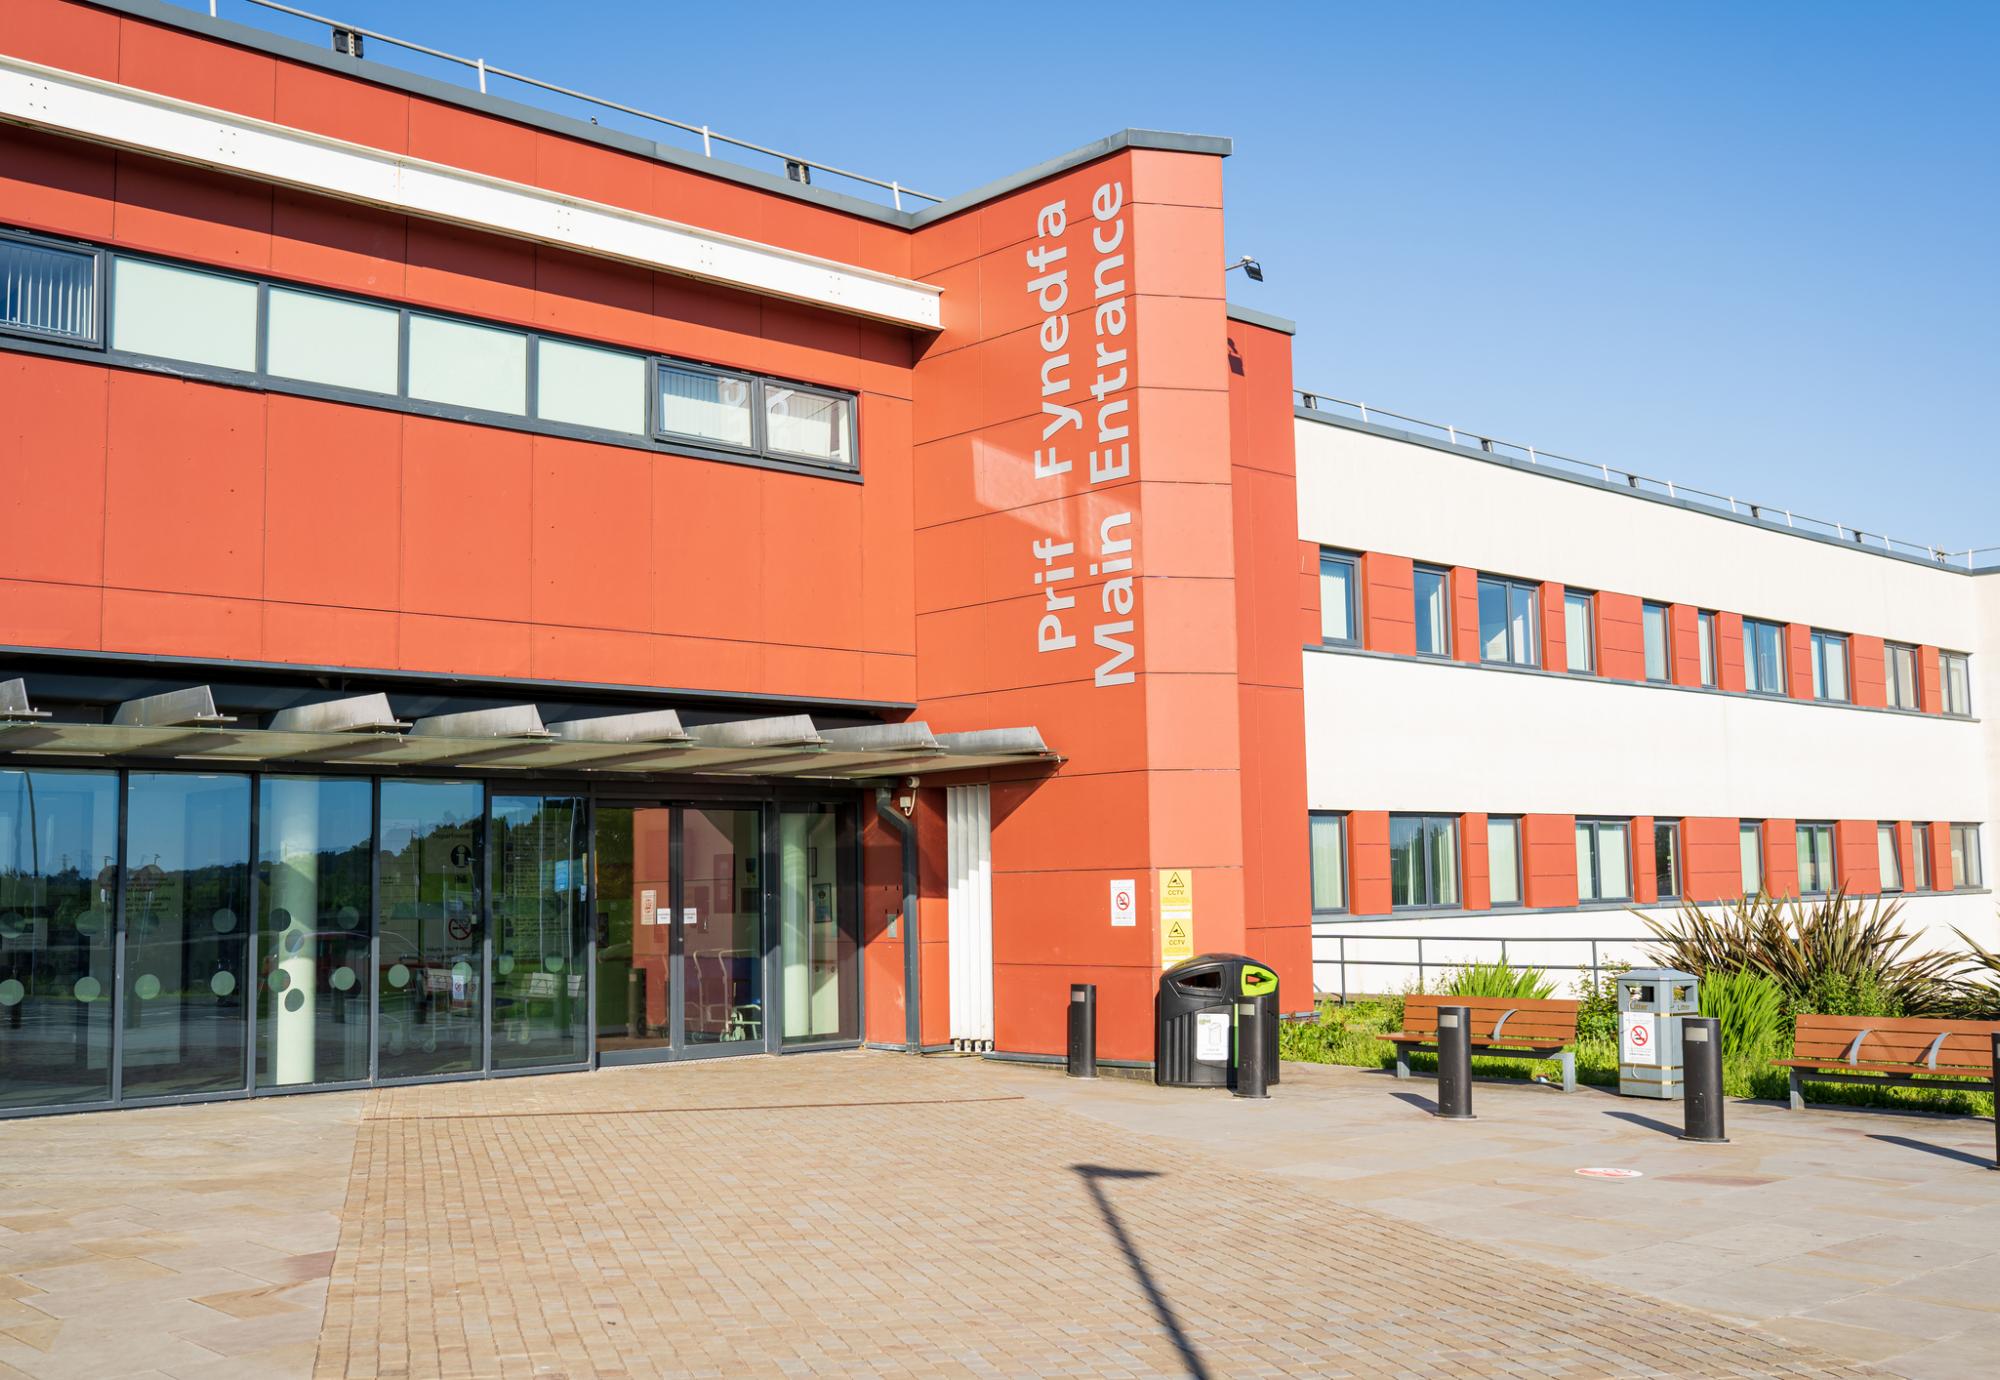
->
(1435, 1005, 1474, 1119)
(1680, 1016, 1728, 1143)
(1233, 995, 1270, 1098)
(1066, 983, 1097, 1079)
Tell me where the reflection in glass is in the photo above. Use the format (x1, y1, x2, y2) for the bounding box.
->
(124, 774, 252, 1098)
(684, 807, 763, 1044)
(0, 769, 117, 1109)
(491, 795, 588, 1068)
(593, 806, 673, 1053)
(257, 776, 371, 1088)
(1413, 568, 1450, 656)
(378, 781, 483, 1079)
(779, 805, 857, 1045)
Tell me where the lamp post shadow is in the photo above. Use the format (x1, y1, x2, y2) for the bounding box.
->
(1070, 1164, 1212, 1380)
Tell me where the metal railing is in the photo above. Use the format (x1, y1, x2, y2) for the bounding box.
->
(1318, 932, 1654, 1003)
(1297, 390, 1997, 571)
(197, 1, 942, 210)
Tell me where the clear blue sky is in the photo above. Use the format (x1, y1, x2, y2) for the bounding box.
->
(205, 1, 1997, 551)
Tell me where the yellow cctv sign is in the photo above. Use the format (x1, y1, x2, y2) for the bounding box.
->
(1160, 868, 1194, 965)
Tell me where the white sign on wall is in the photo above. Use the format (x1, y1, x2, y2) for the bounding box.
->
(639, 889, 658, 925)
(1620, 1011, 1660, 1066)
(1109, 878, 1136, 926)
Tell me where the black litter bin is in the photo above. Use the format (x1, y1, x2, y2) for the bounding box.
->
(1155, 953, 1280, 1089)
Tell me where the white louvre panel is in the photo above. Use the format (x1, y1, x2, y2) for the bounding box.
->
(0, 55, 942, 330)
(945, 783, 993, 1048)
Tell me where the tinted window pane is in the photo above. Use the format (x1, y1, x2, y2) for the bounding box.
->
(266, 288, 398, 394)
(1389, 814, 1422, 906)
(1598, 824, 1629, 900)
(492, 795, 589, 1068)
(659, 366, 753, 448)
(407, 314, 528, 415)
(1655, 823, 1680, 898)
(1565, 593, 1594, 673)
(1943, 654, 1971, 715)
(1319, 556, 1356, 644)
(1309, 815, 1346, 910)
(1745, 620, 1786, 694)
(124, 774, 252, 1099)
(1413, 569, 1449, 656)
(378, 781, 484, 1079)
(0, 769, 117, 1110)
(1, 237, 96, 342)
(1478, 579, 1508, 661)
(1697, 612, 1716, 686)
(1914, 825, 1932, 889)
(1508, 585, 1537, 665)
(536, 339, 647, 435)
(1877, 824, 1902, 891)
(1642, 605, 1669, 681)
(778, 804, 859, 1045)
(113, 258, 257, 371)
(1488, 818, 1520, 906)
(764, 386, 852, 465)
(1887, 645, 1917, 709)
(257, 776, 372, 1089)
(1740, 824, 1763, 894)
(1428, 816, 1459, 906)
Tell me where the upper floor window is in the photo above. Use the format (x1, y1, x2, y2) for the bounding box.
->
(1564, 591, 1595, 673)
(1877, 823, 1902, 892)
(1412, 566, 1451, 658)
(0, 231, 99, 346)
(1743, 618, 1787, 695)
(1949, 823, 1982, 888)
(1796, 822, 1837, 895)
(1654, 819, 1682, 899)
(1389, 813, 1459, 909)
(1641, 602, 1672, 683)
(1885, 642, 1920, 710)
(1913, 823, 1933, 890)
(1696, 610, 1718, 688)
(1319, 551, 1359, 646)
(1808, 630, 1849, 702)
(1575, 819, 1631, 902)
(1739, 821, 1764, 895)
(1941, 651, 1972, 716)
(1487, 816, 1523, 906)
(1478, 576, 1539, 667)
(1309, 812, 1347, 912)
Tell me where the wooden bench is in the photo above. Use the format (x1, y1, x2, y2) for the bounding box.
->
(1379, 994, 1580, 1093)
(1774, 1013, 1999, 1111)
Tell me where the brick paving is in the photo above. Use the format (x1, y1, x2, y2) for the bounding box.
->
(305, 1053, 1873, 1379)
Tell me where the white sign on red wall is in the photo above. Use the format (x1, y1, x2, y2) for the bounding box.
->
(1109, 878, 1136, 926)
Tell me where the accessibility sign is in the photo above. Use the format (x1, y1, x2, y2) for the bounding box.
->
(1159, 868, 1194, 965)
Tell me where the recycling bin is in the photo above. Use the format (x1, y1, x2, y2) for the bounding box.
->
(1155, 953, 1280, 1089)
(1616, 966, 1699, 1099)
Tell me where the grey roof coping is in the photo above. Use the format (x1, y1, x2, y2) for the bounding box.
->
(1225, 303, 1296, 335)
(78, 1, 1228, 232)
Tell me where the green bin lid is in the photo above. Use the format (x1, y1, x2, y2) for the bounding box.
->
(1238, 963, 1277, 997)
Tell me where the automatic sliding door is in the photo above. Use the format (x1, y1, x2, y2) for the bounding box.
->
(593, 805, 672, 1056)
(682, 806, 763, 1047)
(490, 795, 587, 1069)
(377, 781, 482, 1080)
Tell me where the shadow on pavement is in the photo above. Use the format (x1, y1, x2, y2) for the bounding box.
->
(1071, 1164, 1211, 1379)
(1868, 1133, 1996, 1170)
(1390, 1090, 1438, 1115)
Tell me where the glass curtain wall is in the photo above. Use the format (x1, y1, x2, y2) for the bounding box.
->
(256, 776, 372, 1089)
(778, 804, 858, 1046)
(491, 795, 588, 1069)
(123, 774, 252, 1099)
(0, 769, 117, 1110)
(377, 781, 483, 1080)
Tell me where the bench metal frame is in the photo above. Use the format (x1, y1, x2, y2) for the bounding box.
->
(1784, 1065, 1994, 1111)
(1390, 1039, 1577, 1094)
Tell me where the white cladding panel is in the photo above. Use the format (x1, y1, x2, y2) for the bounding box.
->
(1295, 418, 1982, 652)
(946, 784, 994, 1046)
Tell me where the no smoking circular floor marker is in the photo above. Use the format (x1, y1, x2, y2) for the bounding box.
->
(1575, 1167, 1644, 1180)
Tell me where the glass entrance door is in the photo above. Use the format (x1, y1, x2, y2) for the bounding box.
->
(682, 806, 764, 1048)
(377, 781, 483, 1080)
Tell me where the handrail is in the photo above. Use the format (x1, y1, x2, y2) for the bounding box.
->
(1296, 389, 1996, 571)
(200, 1, 942, 210)
(1319, 931, 1654, 1003)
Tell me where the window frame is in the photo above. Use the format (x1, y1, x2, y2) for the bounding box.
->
(1913, 822, 1933, 891)
(0, 226, 105, 349)
(1795, 820, 1838, 896)
(1884, 642, 1920, 711)
(1563, 589, 1596, 674)
(1411, 565, 1452, 659)
(1949, 822, 1982, 889)
(1388, 812, 1461, 911)
(1486, 815, 1524, 908)
(1574, 817, 1633, 903)
(1641, 601, 1672, 684)
(1318, 550, 1361, 648)
(1940, 650, 1972, 717)
(1308, 810, 1349, 915)
(1696, 610, 1718, 688)
(1476, 574, 1540, 667)
(1654, 818, 1682, 900)
(1876, 822, 1903, 893)
(758, 376, 860, 468)
(1739, 820, 1764, 896)
(1742, 617, 1788, 696)
(1808, 629, 1851, 703)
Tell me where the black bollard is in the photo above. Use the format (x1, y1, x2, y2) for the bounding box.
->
(1680, 1016, 1728, 1143)
(1067, 983, 1097, 1079)
(1435, 1004, 1474, 1119)
(1233, 994, 1270, 1098)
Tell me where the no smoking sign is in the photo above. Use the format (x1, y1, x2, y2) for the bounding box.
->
(1109, 878, 1136, 927)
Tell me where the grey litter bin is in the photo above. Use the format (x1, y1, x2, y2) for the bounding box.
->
(1617, 967, 1699, 1099)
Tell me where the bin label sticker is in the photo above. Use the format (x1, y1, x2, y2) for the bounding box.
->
(1109, 878, 1136, 927)
(1159, 868, 1194, 966)
(1194, 1010, 1230, 1062)
(1620, 1011, 1660, 1066)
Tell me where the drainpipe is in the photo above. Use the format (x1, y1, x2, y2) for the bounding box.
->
(875, 786, 921, 1051)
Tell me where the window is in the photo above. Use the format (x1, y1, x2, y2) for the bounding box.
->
(1885, 643, 1920, 710)
(1575, 819, 1631, 901)
(1488, 816, 1522, 906)
(1697, 611, 1718, 688)
(658, 363, 753, 447)
(764, 383, 854, 466)
(537, 339, 648, 435)
(1389, 813, 1459, 908)
(1877, 823, 1902, 892)
(1654, 819, 1682, 899)
(1739, 821, 1764, 895)
(407, 314, 528, 415)
(1743, 618, 1787, 695)
(1319, 552, 1359, 646)
(1809, 630, 1849, 702)
(1796, 822, 1836, 895)
(1941, 651, 1972, 716)
(1309, 812, 1347, 912)
(111, 257, 257, 371)
(1413, 566, 1451, 657)
(1949, 824, 1981, 888)
(1564, 591, 1595, 673)
(1642, 602, 1671, 683)
(1478, 576, 1539, 667)
(0, 231, 98, 345)
(266, 287, 399, 395)
(1913, 823, 1933, 890)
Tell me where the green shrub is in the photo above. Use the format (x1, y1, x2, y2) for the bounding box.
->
(1435, 959, 1556, 1001)
(1697, 969, 1785, 1061)
(1573, 962, 1627, 1046)
(1948, 927, 2000, 1019)
(1792, 967, 1903, 1020)
(1279, 999, 1400, 1068)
